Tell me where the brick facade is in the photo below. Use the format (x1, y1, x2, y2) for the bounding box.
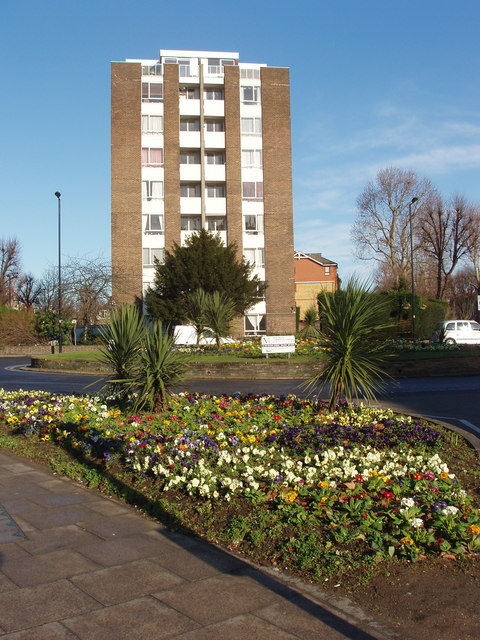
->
(111, 63, 143, 305)
(261, 67, 296, 334)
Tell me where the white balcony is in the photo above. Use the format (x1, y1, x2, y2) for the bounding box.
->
(203, 132, 225, 148)
(180, 164, 201, 181)
(203, 101, 224, 117)
(205, 197, 226, 215)
(204, 164, 225, 181)
(179, 131, 201, 147)
(180, 197, 201, 214)
(142, 198, 164, 214)
(241, 199, 264, 215)
(179, 100, 201, 116)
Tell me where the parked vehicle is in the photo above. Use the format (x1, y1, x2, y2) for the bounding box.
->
(173, 325, 236, 346)
(431, 320, 480, 345)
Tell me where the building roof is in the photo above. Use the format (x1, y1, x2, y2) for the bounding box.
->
(294, 251, 338, 267)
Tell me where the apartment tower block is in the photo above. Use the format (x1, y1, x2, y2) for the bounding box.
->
(111, 49, 295, 336)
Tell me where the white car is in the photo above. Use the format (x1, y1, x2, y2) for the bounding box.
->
(431, 320, 480, 345)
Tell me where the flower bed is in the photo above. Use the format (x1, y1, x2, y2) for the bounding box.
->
(1, 388, 479, 579)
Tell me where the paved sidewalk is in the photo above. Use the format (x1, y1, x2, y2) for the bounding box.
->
(0, 450, 397, 640)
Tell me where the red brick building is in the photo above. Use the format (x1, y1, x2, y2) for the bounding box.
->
(294, 251, 339, 319)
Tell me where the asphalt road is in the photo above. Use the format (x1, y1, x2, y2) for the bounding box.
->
(1, 356, 479, 438)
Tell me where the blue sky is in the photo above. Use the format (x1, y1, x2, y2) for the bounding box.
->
(1, 0, 479, 281)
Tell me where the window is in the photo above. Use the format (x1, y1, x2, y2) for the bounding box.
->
(240, 68, 260, 80)
(180, 150, 200, 164)
(164, 58, 192, 77)
(143, 214, 163, 233)
(204, 87, 224, 100)
(142, 82, 163, 102)
(205, 184, 225, 198)
(142, 64, 162, 76)
(244, 248, 264, 268)
(143, 247, 164, 266)
(243, 214, 264, 234)
(179, 86, 199, 99)
(241, 117, 262, 135)
(142, 148, 163, 166)
(241, 85, 260, 104)
(242, 182, 263, 200)
(180, 117, 200, 131)
(205, 151, 225, 165)
(206, 217, 226, 231)
(241, 149, 262, 168)
(180, 183, 201, 197)
(205, 119, 225, 132)
(245, 314, 266, 335)
(181, 216, 201, 231)
(142, 181, 163, 200)
(325, 266, 331, 276)
(142, 115, 163, 133)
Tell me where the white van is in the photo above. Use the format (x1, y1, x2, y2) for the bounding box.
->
(173, 325, 236, 346)
(432, 320, 480, 345)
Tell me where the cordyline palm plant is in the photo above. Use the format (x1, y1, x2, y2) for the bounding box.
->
(304, 277, 392, 409)
(184, 288, 207, 345)
(202, 291, 236, 349)
(297, 306, 321, 339)
(97, 304, 145, 384)
(98, 305, 187, 411)
(125, 321, 187, 412)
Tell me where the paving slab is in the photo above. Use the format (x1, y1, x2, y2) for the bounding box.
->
(0, 448, 398, 639)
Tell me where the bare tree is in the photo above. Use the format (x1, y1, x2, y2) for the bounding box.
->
(0, 238, 21, 306)
(352, 167, 436, 289)
(446, 268, 478, 319)
(62, 256, 112, 341)
(465, 204, 480, 295)
(16, 274, 43, 310)
(418, 195, 476, 299)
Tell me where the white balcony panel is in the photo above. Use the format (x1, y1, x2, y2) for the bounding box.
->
(141, 133, 164, 146)
(241, 200, 264, 214)
(141, 166, 164, 180)
(203, 132, 225, 149)
(142, 198, 164, 214)
(242, 233, 265, 249)
(202, 74, 224, 85)
(205, 197, 226, 214)
(204, 164, 225, 181)
(240, 103, 263, 116)
(180, 197, 201, 214)
(180, 164, 201, 181)
(141, 102, 164, 115)
(203, 101, 225, 117)
(241, 167, 263, 181)
(142, 234, 165, 249)
(179, 100, 201, 116)
(179, 131, 201, 147)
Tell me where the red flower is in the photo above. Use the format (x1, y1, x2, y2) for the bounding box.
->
(381, 490, 394, 500)
(273, 415, 282, 421)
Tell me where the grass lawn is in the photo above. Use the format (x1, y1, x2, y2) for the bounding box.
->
(41, 343, 480, 363)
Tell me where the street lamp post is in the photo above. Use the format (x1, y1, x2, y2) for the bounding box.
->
(409, 196, 419, 340)
(55, 192, 62, 353)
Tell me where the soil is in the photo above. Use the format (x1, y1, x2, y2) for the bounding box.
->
(343, 555, 480, 640)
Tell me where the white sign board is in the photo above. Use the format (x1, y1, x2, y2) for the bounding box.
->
(261, 335, 296, 354)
